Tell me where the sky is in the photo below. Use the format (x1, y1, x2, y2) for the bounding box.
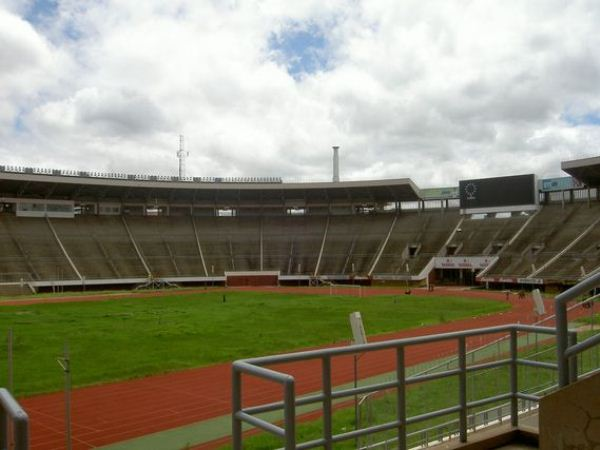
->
(1, 0, 600, 187)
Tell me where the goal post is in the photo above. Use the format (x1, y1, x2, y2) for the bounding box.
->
(329, 283, 364, 297)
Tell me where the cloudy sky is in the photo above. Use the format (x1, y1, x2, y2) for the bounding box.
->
(1, 0, 600, 187)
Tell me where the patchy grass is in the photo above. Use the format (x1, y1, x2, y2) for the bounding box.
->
(0, 291, 507, 396)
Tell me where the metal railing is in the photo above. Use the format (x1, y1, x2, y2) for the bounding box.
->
(555, 271, 600, 386)
(410, 295, 592, 383)
(0, 388, 29, 449)
(360, 395, 544, 450)
(232, 324, 564, 450)
(0, 165, 283, 184)
(357, 339, 584, 450)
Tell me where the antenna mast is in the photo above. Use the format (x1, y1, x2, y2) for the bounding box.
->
(177, 134, 188, 179)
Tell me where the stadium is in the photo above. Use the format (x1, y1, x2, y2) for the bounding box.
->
(2, 155, 600, 294)
(0, 155, 599, 449)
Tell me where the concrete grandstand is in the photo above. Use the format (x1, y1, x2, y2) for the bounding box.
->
(1, 157, 599, 295)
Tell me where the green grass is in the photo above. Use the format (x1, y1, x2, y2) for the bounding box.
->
(0, 291, 508, 397)
(0, 287, 151, 301)
(574, 309, 600, 326)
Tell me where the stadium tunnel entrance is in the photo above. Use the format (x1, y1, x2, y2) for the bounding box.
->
(433, 268, 478, 286)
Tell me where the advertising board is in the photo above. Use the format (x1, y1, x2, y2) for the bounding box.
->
(459, 174, 537, 213)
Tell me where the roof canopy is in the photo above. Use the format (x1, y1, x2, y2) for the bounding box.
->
(0, 171, 421, 207)
(561, 156, 600, 187)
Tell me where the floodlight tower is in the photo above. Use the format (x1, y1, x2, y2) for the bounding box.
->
(177, 134, 189, 179)
(332, 146, 340, 182)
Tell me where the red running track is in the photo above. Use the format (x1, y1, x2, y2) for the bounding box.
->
(10, 287, 581, 450)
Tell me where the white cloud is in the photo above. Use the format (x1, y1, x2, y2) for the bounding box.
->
(31, 87, 170, 136)
(2, 0, 600, 185)
(0, 8, 53, 131)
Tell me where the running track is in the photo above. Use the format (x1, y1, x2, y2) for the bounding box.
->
(5, 287, 582, 450)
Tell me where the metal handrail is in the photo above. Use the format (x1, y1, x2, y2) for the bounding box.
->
(0, 388, 29, 450)
(0, 165, 283, 184)
(361, 382, 557, 450)
(555, 271, 600, 386)
(232, 324, 559, 450)
(410, 295, 592, 382)
(240, 324, 554, 366)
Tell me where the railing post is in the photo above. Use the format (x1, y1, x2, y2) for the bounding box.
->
(458, 336, 467, 442)
(232, 367, 242, 450)
(7, 328, 13, 393)
(14, 414, 28, 450)
(0, 388, 29, 450)
(554, 271, 600, 387)
(510, 329, 518, 427)
(283, 377, 296, 450)
(556, 298, 570, 387)
(0, 407, 7, 450)
(396, 346, 406, 450)
(322, 356, 332, 450)
(568, 331, 578, 384)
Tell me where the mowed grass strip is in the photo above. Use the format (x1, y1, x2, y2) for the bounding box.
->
(0, 291, 508, 396)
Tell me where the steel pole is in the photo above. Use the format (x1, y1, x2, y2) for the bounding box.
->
(568, 331, 578, 384)
(458, 336, 467, 442)
(396, 346, 406, 450)
(232, 368, 242, 449)
(283, 378, 296, 450)
(555, 299, 569, 387)
(322, 356, 332, 450)
(0, 407, 7, 450)
(57, 343, 72, 450)
(65, 344, 72, 450)
(354, 353, 359, 449)
(7, 328, 13, 393)
(510, 329, 518, 427)
(14, 412, 29, 450)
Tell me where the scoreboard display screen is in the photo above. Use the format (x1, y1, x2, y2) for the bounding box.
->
(459, 174, 537, 211)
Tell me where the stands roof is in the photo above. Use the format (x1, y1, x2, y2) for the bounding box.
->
(0, 169, 421, 206)
(561, 156, 600, 187)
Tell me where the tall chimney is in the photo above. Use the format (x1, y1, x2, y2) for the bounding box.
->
(177, 134, 188, 180)
(332, 146, 340, 182)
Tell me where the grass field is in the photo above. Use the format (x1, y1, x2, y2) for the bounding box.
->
(0, 288, 130, 301)
(0, 291, 508, 397)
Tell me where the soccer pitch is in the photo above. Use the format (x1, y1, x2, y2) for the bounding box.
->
(0, 290, 508, 396)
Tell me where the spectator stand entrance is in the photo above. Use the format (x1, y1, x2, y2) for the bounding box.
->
(225, 271, 280, 287)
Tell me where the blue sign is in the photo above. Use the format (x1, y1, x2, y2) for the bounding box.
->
(540, 177, 583, 192)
